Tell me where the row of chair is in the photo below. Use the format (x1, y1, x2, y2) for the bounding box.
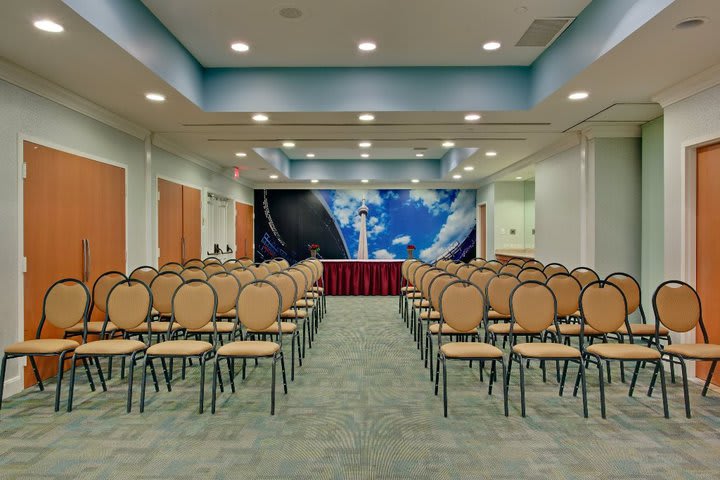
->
(399, 257, 719, 419)
(0, 257, 326, 415)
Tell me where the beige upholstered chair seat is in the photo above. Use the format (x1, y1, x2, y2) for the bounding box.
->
(512, 343, 580, 358)
(547, 324, 603, 336)
(406, 292, 423, 299)
(487, 310, 510, 320)
(617, 323, 670, 336)
(441, 342, 503, 359)
(188, 322, 236, 334)
(586, 343, 661, 360)
(75, 339, 146, 355)
(5, 339, 79, 354)
(663, 343, 720, 359)
(216, 340, 280, 357)
(401, 286, 416, 292)
(305, 292, 321, 298)
(146, 339, 212, 356)
(413, 299, 430, 308)
(311, 286, 324, 293)
(247, 322, 297, 334)
(126, 321, 180, 333)
(281, 309, 307, 319)
(488, 323, 528, 334)
(429, 324, 474, 335)
(420, 310, 441, 320)
(65, 321, 118, 334)
(295, 299, 315, 308)
(216, 309, 237, 319)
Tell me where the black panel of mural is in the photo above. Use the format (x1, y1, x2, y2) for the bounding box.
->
(254, 189, 476, 264)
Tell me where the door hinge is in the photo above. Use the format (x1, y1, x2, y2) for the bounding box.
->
(22, 256, 27, 273)
(22, 162, 27, 179)
(157, 190, 160, 201)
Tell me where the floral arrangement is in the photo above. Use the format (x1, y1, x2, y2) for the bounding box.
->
(406, 245, 416, 250)
(309, 243, 320, 250)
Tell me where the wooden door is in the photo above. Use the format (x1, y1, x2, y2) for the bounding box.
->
(696, 142, 720, 386)
(235, 202, 254, 258)
(182, 185, 201, 261)
(479, 204, 487, 258)
(23, 141, 125, 386)
(157, 178, 183, 266)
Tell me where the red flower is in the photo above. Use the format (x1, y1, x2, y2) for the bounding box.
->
(407, 245, 416, 250)
(309, 243, 320, 250)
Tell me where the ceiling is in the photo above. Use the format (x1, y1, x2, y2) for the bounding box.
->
(0, 0, 719, 187)
(141, 0, 591, 67)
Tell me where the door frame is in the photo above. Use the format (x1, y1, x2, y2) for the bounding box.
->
(679, 132, 720, 379)
(14, 133, 128, 397)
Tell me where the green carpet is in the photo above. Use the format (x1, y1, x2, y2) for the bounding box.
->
(1, 296, 719, 479)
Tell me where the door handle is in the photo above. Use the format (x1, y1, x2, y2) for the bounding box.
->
(81, 239, 88, 282)
(86, 239, 92, 282)
(181, 237, 186, 263)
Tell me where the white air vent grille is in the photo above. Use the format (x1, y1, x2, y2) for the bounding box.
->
(516, 18, 574, 47)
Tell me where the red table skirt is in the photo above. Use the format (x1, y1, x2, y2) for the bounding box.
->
(322, 261, 401, 296)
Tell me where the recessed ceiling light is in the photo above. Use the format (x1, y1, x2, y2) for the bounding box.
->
(463, 166, 475, 171)
(270, 175, 279, 179)
(34, 19, 64, 33)
(361, 179, 369, 183)
(483, 41, 501, 51)
(358, 42, 376, 51)
(145, 93, 166, 102)
(415, 153, 424, 157)
(235, 152, 247, 158)
(306, 153, 315, 158)
(568, 91, 589, 101)
(358, 113, 375, 121)
(453, 174, 462, 179)
(282, 141, 295, 148)
(361, 153, 370, 158)
(252, 113, 269, 122)
(515, 176, 523, 180)
(310, 179, 319, 183)
(359, 141, 372, 148)
(442, 141, 455, 148)
(485, 150, 497, 157)
(464, 113, 481, 121)
(231, 42, 250, 52)
(411, 179, 420, 183)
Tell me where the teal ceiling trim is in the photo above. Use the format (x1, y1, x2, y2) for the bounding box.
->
(441, 148, 479, 176)
(203, 66, 530, 112)
(289, 158, 441, 181)
(61, 0, 204, 106)
(253, 148, 290, 177)
(64, 0, 673, 113)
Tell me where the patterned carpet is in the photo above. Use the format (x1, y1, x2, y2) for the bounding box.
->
(1, 296, 719, 479)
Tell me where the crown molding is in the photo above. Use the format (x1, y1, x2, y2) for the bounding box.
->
(151, 135, 255, 189)
(581, 125, 641, 139)
(477, 133, 581, 187)
(0, 57, 150, 140)
(652, 63, 720, 108)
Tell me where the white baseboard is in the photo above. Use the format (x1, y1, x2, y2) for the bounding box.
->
(2, 375, 22, 399)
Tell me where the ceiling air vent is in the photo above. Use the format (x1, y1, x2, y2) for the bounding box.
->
(516, 18, 574, 47)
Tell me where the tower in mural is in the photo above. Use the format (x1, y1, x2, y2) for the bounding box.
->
(357, 197, 369, 259)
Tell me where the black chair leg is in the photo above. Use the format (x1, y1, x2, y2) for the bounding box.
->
(54, 352, 68, 412)
(270, 356, 277, 415)
(702, 360, 718, 397)
(280, 352, 288, 394)
(597, 357, 606, 419)
(519, 355, 527, 417)
(680, 358, 692, 418)
(211, 356, 219, 414)
(442, 356, 448, 417)
(628, 361, 643, 397)
(127, 352, 137, 413)
(0, 354, 7, 410)
(139, 355, 149, 413)
(559, 360, 569, 396)
(658, 361, 670, 419)
(67, 355, 78, 412)
(579, 359, 588, 418)
(94, 357, 107, 392)
(29, 356, 45, 391)
(500, 359, 509, 417)
(81, 358, 95, 392)
(199, 356, 206, 414)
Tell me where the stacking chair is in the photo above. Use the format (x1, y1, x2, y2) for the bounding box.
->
(647, 281, 720, 418)
(306, 258, 326, 315)
(247, 263, 270, 280)
(506, 281, 587, 418)
(247, 272, 302, 380)
(570, 267, 599, 289)
(483, 260, 503, 273)
(231, 267, 257, 288)
(469, 258, 487, 268)
(203, 263, 226, 277)
(212, 280, 288, 415)
(455, 264, 476, 281)
(545, 274, 603, 341)
(223, 259, 242, 271)
(578, 280, 668, 419)
(425, 273, 465, 380)
(186, 272, 241, 345)
(296, 262, 321, 327)
(64, 271, 125, 340)
(507, 258, 525, 267)
(181, 267, 208, 282)
(203, 257, 222, 265)
(286, 267, 312, 356)
(446, 262, 463, 276)
(140, 279, 218, 414)
(1, 279, 90, 411)
(523, 260, 544, 270)
(275, 257, 291, 270)
(409, 263, 433, 338)
(300, 260, 324, 319)
(263, 260, 282, 273)
(433, 280, 506, 417)
(67, 279, 153, 413)
(485, 274, 521, 345)
(184, 259, 205, 269)
(435, 259, 451, 270)
(237, 257, 253, 267)
(398, 259, 418, 315)
(413, 268, 442, 354)
(159, 262, 183, 273)
(517, 267, 547, 283)
(498, 263, 521, 276)
(403, 261, 422, 323)
(543, 263, 569, 278)
(129, 265, 159, 286)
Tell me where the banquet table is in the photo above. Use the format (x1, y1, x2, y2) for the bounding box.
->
(321, 259, 403, 296)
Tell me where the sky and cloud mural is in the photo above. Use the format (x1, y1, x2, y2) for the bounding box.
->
(254, 189, 476, 264)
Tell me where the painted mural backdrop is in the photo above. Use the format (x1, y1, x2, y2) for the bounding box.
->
(254, 189, 476, 264)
